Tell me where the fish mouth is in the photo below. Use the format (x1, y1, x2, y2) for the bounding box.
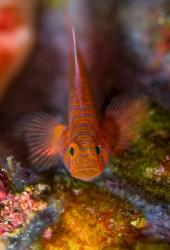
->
(71, 168, 102, 181)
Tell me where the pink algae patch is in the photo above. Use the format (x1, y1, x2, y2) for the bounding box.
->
(0, 187, 47, 235)
(154, 155, 170, 182)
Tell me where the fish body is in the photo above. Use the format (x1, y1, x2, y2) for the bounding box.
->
(20, 27, 147, 181)
(62, 27, 109, 180)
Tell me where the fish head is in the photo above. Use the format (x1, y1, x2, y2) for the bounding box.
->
(63, 136, 109, 181)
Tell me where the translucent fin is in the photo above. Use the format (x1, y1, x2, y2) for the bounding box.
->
(103, 95, 148, 153)
(16, 112, 66, 170)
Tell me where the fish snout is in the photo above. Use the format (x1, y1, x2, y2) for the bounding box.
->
(71, 169, 101, 181)
(71, 167, 102, 181)
(68, 152, 105, 181)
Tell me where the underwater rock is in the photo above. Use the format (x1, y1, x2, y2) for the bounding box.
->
(109, 103, 170, 203)
(0, 156, 59, 249)
(0, 160, 58, 249)
(96, 173, 170, 242)
(41, 182, 147, 250)
(135, 242, 170, 250)
(8, 206, 57, 250)
(0, 185, 47, 235)
(0, 166, 12, 198)
(1, 156, 43, 191)
(119, 0, 170, 109)
(0, 238, 7, 250)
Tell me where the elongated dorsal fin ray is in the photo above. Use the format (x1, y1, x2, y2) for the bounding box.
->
(69, 26, 95, 111)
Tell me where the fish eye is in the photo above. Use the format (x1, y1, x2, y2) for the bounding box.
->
(96, 145, 101, 155)
(69, 147, 74, 156)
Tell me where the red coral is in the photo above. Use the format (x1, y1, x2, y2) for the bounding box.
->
(0, 7, 22, 32)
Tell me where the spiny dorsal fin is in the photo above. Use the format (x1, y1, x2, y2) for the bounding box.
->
(70, 26, 94, 108)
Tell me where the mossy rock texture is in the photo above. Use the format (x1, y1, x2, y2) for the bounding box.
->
(110, 103, 170, 203)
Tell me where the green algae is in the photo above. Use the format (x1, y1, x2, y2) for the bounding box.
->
(110, 103, 170, 202)
(135, 241, 170, 250)
(45, 0, 69, 8)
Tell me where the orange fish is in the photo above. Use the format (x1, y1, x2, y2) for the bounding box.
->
(20, 27, 147, 181)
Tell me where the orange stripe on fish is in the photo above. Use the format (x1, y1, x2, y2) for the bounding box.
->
(17, 26, 147, 181)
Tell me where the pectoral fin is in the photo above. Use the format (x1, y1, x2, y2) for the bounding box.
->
(16, 112, 66, 170)
(102, 95, 148, 154)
